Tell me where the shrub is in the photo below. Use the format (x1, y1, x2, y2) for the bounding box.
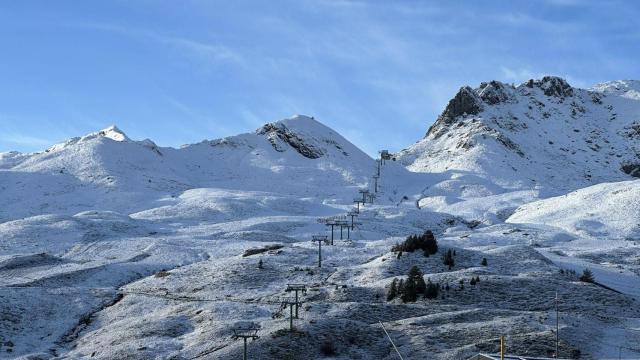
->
(320, 340, 337, 356)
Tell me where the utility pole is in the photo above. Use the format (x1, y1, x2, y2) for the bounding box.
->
(556, 291, 560, 359)
(285, 284, 307, 319)
(232, 327, 259, 360)
(500, 336, 505, 360)
(312, 235, 327, 268)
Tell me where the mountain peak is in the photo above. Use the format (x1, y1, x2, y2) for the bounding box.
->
(522, 76, 574, 97)
(95, 125, 129, 142)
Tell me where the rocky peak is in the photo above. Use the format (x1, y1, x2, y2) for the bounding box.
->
(524, 76, 574, 98)
(477, 80, 516, 105)
(438, 86, 483, 124)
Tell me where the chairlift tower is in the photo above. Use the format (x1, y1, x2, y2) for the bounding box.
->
(312, 235, 328, 267)
(336, 220, 350, 240)
(359, 189, 370, 204)
(353, 199, 363, 213)
(347, 210, 358, 230)
(366, 192, 376, 204)
(379, 149, 391, 164)
(232, 327, 259, 360)
(324, 221, 338, 245)
(372, 174, 379, 193)
(285, 284, 307, 318)
(281, 298, 302, 331)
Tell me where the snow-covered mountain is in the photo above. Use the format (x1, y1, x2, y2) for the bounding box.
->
(0, 115, 373, 222)
(398, 76, 640, 194)
(2, 79, 640, 359)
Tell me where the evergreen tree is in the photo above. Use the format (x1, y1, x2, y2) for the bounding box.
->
(258, 258, 263, 269)
(401, 278, 417, 303)
(481, 257, 488, 266)
(387, 278, 398, 301)
(424, 279, 439, 299)
(443, 249, 455, 269)
(397, 279, 405, 297)
(470, 277, 476, 285)
(423, 230, 438, 255)
(579, 268, 595, 283)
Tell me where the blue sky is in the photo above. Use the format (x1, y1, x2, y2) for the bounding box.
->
(1, 0, 639, 155)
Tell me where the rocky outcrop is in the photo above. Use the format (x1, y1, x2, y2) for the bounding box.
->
(478, 81, 516, 105)
(427, 86, 483, 138)
(257, 123, 324, 159)
(621, 163, 640, 177)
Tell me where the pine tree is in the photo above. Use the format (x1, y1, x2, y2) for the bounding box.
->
(470, 277, 476, 285)
(397, 279, 405, 298)
(443, 249, 454, 269)
(258, 258, 263, 269)
(401, 279, 417, 303)
(481, 257, 488, 266)
(387, 278, 398, 301)
(423, 230, 438, 255)
(579, 268, 595, 283)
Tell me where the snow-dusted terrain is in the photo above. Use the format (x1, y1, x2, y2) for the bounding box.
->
(1, 77, 639, 359)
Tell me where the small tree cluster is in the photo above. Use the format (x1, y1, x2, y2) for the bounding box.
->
(391, 230, 438, 256)
(579, 268, 595, 283)
(442, 249, 455, 269)
(387, 265, 439, 302)
(469, 276, 480, 285)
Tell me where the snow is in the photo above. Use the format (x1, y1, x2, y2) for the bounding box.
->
(0, 80, 639, 359)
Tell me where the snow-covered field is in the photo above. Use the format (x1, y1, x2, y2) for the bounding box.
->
(1, 77, 640, 359)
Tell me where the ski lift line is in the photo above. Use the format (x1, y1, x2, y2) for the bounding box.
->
(378, 320, 405, 360)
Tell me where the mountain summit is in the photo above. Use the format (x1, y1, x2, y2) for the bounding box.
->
(398, 76, 640, 193)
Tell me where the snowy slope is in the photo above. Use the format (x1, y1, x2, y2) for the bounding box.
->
(507, 179, 640, 241)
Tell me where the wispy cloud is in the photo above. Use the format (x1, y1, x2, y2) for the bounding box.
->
(70, 22, 244, 68)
